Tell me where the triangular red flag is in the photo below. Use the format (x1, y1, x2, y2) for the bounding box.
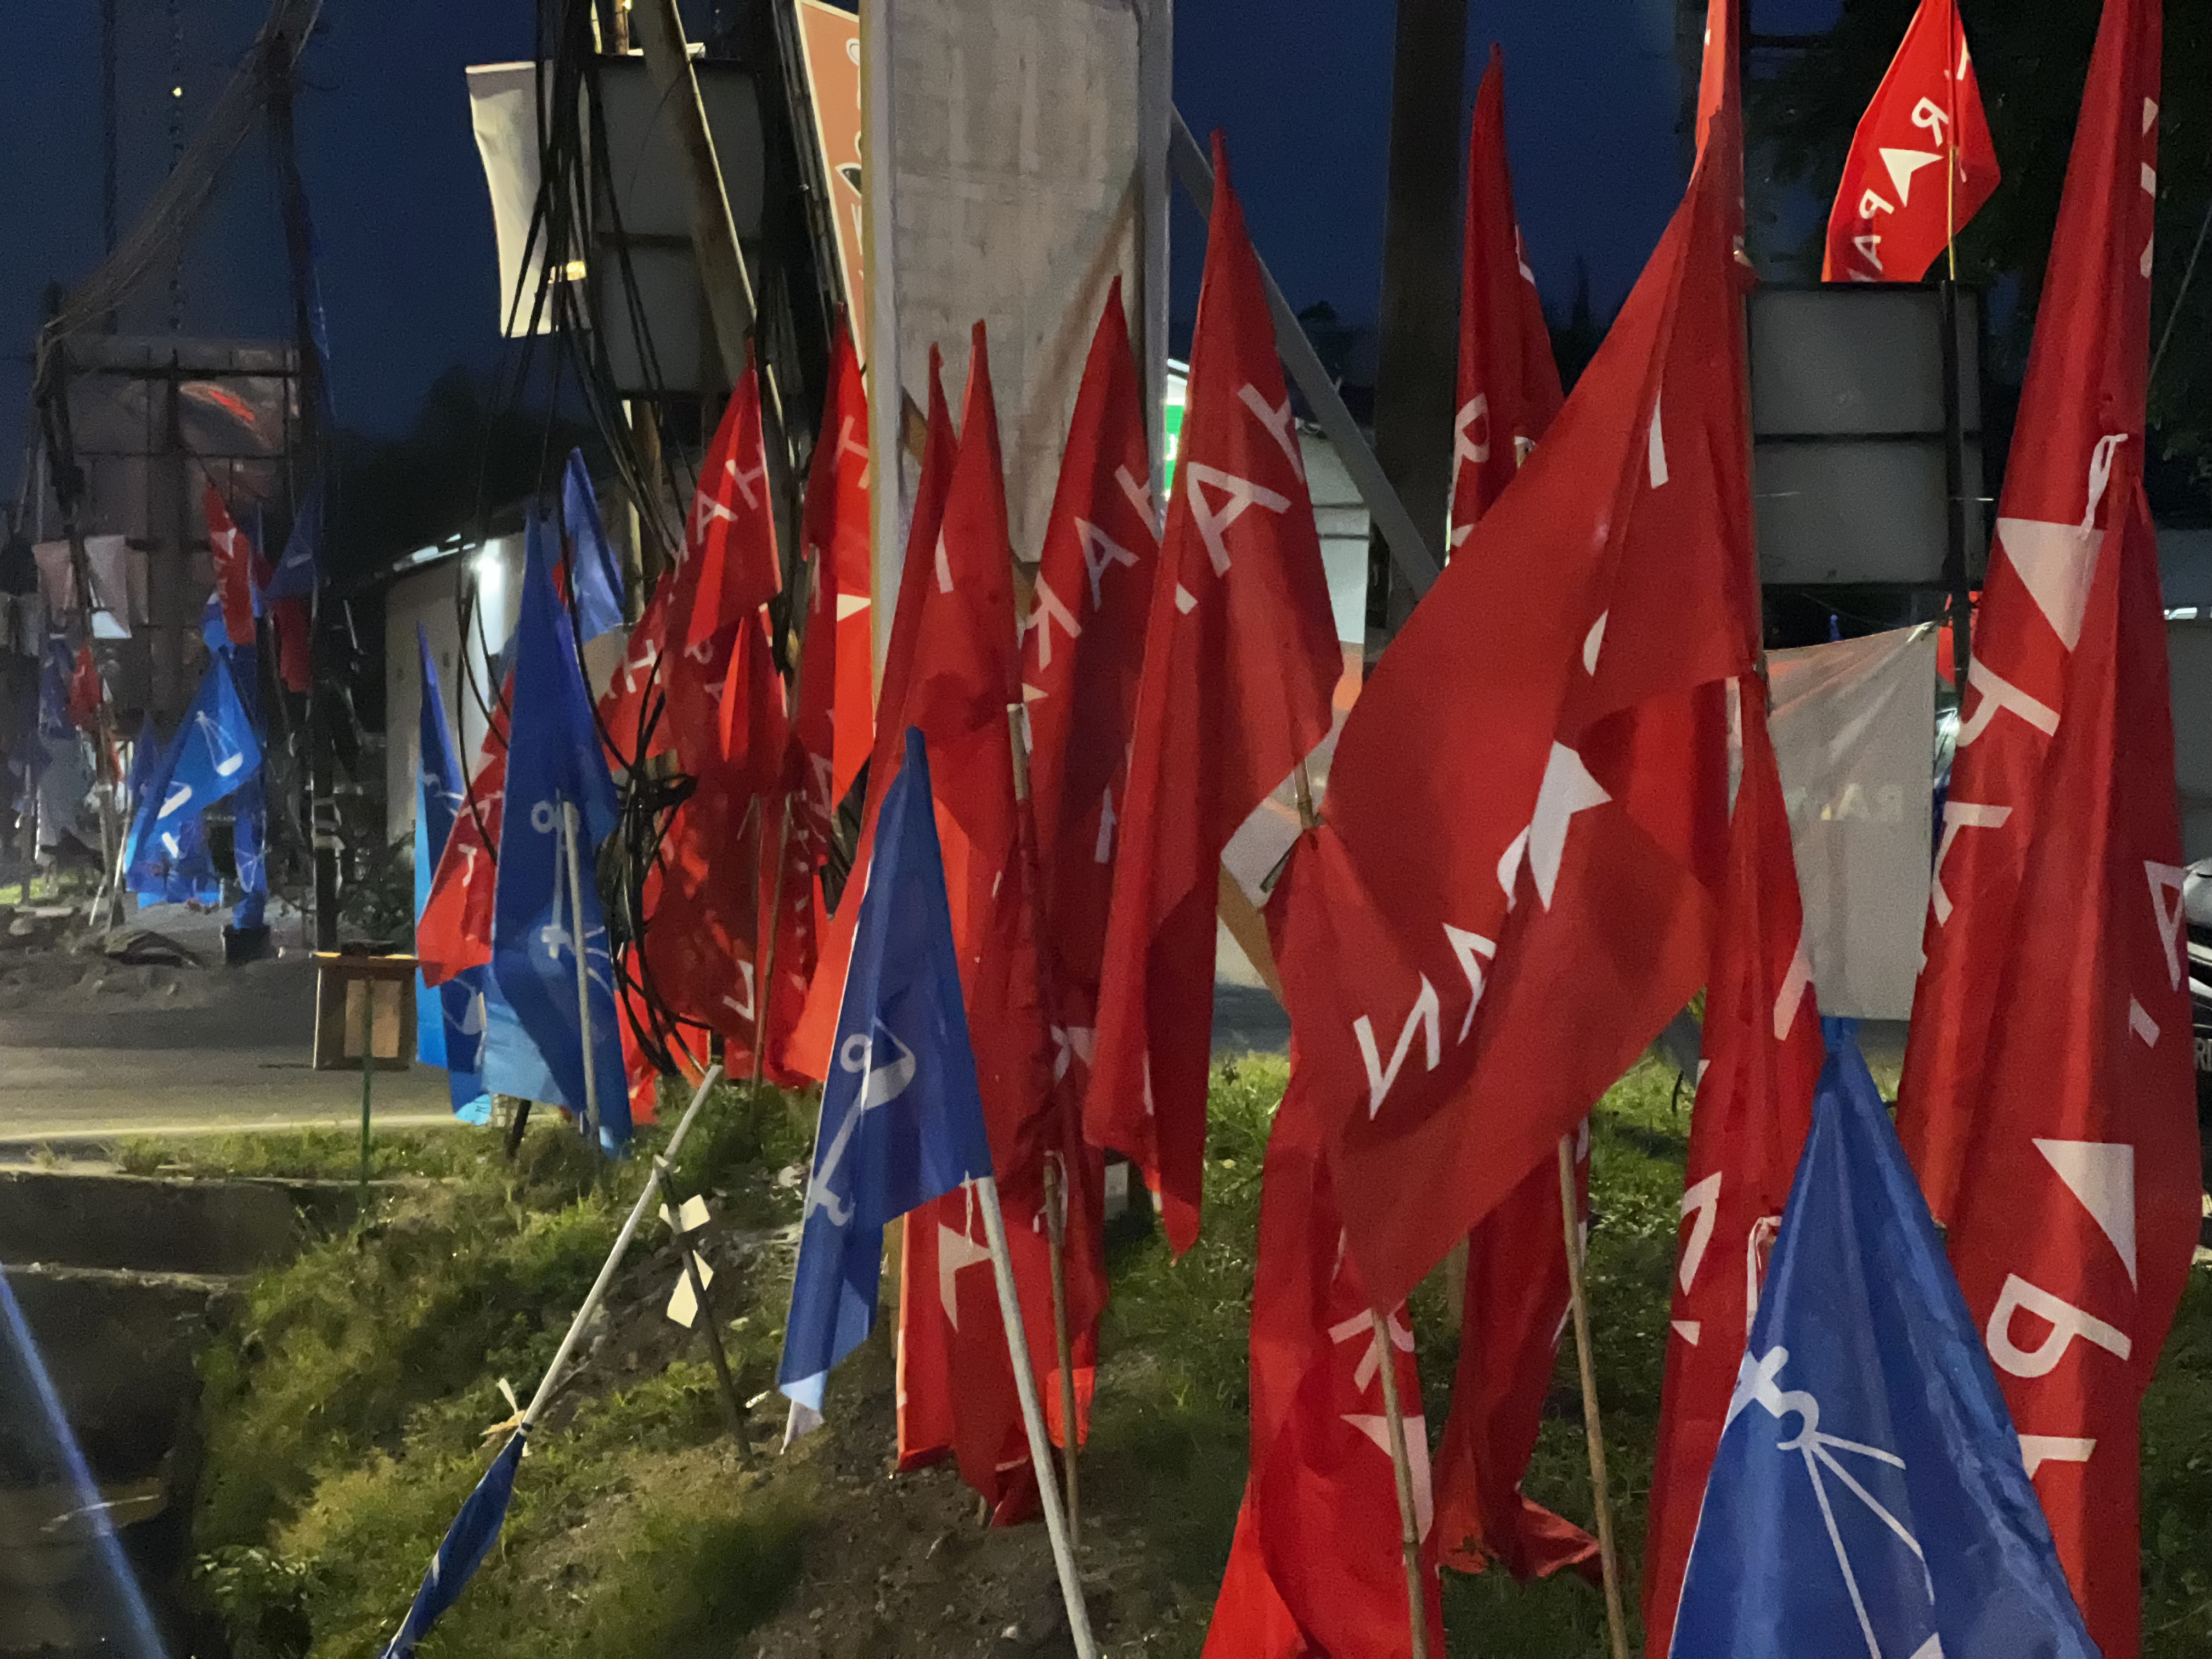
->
(1084, 134, 1342, 1256)
(1200, 1071, 1443, 1658)
(418, 678, 512, 987)
(1639, 688, 1823, 1654)
(1275, 82, 1756, 1310)
(887, 325, 1063, 1522)
(1017, 278, 1161, 1448)
(1451, 47, 1564, 540)
(597, 571, 676, 769)
(1424, 44, 1590, 1587)
(665, 356, 781, 777)
(66, 645, 104, 733)
(1822, 0, 2000, 283)
(790, 320, 874, 850)
(204, 486, 257, 648)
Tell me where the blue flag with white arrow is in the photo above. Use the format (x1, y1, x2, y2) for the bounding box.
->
(561, 450, 627, 642)
(377, 1428, 526, 1659)
(486, 520, 628, 1149)
(123, 653, 262, 901)
(415, 625, 490, 1120)
(777, 728, 996, 1437)
(1671, 1020, 2097, 1659)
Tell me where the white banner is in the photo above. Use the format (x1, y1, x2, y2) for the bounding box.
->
(1769, 625, 1938, 1022)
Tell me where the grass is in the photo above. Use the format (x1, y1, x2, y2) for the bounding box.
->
(181, 1054, 2212, 1657)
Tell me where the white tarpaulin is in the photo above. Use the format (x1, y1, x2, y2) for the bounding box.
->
(1768, 624, 1938, 1022)
(865, 0, 1164, 623)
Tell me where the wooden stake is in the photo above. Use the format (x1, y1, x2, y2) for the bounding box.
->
(974, 1174, 1100, 1659)
(1369, 1307, 1429, 1659)
(356, 973, 375, 1224)
(1558, 1135, 1629, 1659)
(1042, 1156, 1081, 1545)
(656, 1158, 752, 1466)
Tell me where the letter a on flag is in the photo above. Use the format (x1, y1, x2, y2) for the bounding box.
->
(1672, 1023, 2096, 1659)
(778, 729, 996, 1438)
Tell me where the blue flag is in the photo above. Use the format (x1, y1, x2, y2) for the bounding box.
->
(264, 481, 321, 603)
(377, 1429, 525, 1659)
(486, 523, 627, 1148)
(124, 654, 262, 901)
(223, 646, 269, 932)
(777, 729, 996, 1431)
(1671, 1022, 2097, 1659)
(414, 627, 491, 1120)
(561, 452, 627, 642)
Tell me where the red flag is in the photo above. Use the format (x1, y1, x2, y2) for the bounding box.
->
(204, 486, 256, 647)
(1822, 0, 2000, 284)
(1274, 78, 1754, 1310)
(1017, 279, 1160, 1451)
(65, 645, 104, 733)
(1201, 1073, 1443, 1658)
(1941, 482, 2196, 1659)
(273, 598, 311, 692)
(638, 620, 783, 1060)
(791, 321, 874, 848)
(1899, 0, 2161, 1226)
(1428, 1128, 1597, 1584)
(884, 327, 1064, 1520)
(1639, 687, 1823, 1654)
(1423, 46, 1585, 1585)
(1451, 47, 1564, 540)
(418, 681, 512, 986)
(1085, 136, 1342, 1256)
(597, 571, 675, 769)
(788, 349, 960, 1076)
(666, 358, 781, 776)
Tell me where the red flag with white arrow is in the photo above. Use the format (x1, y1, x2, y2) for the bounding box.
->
(204, 486, 257, 648)
(1451, 46, 1563, 541)
(1822, 0, 2000, 284)
(1084, 134, 1343, 1256)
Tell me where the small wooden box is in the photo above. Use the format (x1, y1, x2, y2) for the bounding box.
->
(312, 953, 420, 1072)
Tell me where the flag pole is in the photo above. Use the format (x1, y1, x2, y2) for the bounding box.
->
(1945, 0, 1959, 280)
(1559, 1133, 1629, 1659)
(973, 1173, 1101, 1659)
(1006, 698, 1082, 1542)
(561, 799, 603, 1163)
(1369, 1307, 1431, 1659)
(522, 1064, 726, 1426)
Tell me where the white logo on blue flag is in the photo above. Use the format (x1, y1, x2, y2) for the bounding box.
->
(1672, 1022, 2097, 1659)
(776, 729, 995, 1428)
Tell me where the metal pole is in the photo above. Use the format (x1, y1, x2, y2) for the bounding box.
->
(974, 1173, 1100, 1659)
(1559, 1135, 1629, 1659)
(1168, 109, 1441, 603)
(562, 800, 603, 1160)
(357, 979, 376, 1223)
(1937, 280, 1973, 690)
(1369, 1307, 1430, 1659)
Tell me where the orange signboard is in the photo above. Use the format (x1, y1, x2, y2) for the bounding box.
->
(793, 0, 866, 361)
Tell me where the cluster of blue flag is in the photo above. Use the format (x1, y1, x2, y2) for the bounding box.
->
(1672, 1022, 2098, 1659)
(122, 637, 263, 913)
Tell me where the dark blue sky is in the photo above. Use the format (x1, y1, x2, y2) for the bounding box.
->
(0, 0, 1841, 484)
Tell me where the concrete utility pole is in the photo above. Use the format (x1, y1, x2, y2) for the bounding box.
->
(1363, 0, 1469, 643)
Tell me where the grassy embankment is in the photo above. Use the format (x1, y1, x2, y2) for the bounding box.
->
(160, 1058, 2212, 1657)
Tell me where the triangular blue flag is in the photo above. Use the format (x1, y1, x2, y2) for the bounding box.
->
(414, 627, 490, 1120)
(263, 481, 321, 603)
(776, 729, 996, 1431)
(377, 1430, 525, 1659)
(225, 646, 269, 931)
(123, 654, 262, 900)
(561, 452, 627, 642)
(1671, 1021, 2097, 1659)
(486, 523, 627, 1148)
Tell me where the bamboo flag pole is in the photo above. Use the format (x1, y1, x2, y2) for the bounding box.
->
(1559, 1135, 1629, 1659)
(1370, 1308, 1431, 1659)
(521, 1064, 726, 1427)
(974, 1173, 1100, 1659)
(1006, 699, 1083, 1543)
(561, 800, 604, 1162)
(1945, 1, 1959, 280)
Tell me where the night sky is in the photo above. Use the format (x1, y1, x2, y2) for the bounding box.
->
(0, 0, 1843, 490)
